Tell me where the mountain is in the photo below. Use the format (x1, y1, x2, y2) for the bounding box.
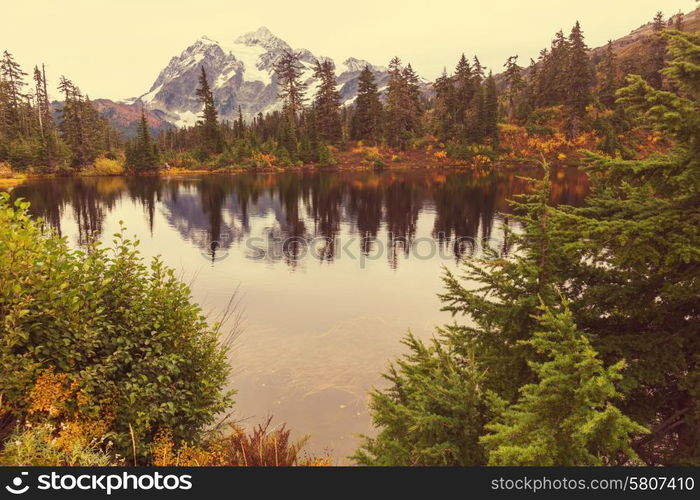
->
(97, 7, 700, 137)
(92, 99, 172, 137)
(123, 26, 390, 128)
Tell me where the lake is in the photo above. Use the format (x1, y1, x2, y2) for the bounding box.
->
(9, 167, 588, 462)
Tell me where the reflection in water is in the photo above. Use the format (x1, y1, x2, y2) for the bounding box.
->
(10, 168, 588, 461)
(14, 168, 587, 266)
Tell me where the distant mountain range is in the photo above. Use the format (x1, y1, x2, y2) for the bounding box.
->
(101, 26, 395, 136)
(95, 8, 699, 138)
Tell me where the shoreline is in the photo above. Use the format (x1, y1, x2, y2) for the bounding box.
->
(1, 156, 547, 187)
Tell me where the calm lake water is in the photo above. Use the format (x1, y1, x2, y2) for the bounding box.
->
(10, 168, 588, 462)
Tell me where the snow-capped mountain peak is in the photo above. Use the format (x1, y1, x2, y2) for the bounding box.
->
(234, 26, 290, 52)
(136, 28, 396, 128)
(343, 57, 386, 73)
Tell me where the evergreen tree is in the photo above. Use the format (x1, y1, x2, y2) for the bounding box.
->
(503, 55, 525, 122)
(353, 333, 490, 465)
(125, 108, 159, 171)
(273, 50, 307, 122)
(0, 50, 27, 138)
(549, 31, 700, 465)
(565, 22, 592, 136)
(481, 300, 646, 466)
(453, 54, 474, 126)
(645, 11, 667, 89)
(598, 40, 619, 109)
(432, 68, 454, 140)
(195, 66, 222, 156)
(312, 59, 342, 143)
(353, 65, 382, 143)
(483, 72, 499, 142)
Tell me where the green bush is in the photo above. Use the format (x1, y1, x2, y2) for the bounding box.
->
(0, 193, 233, 461)
(317, 143, 337, 167)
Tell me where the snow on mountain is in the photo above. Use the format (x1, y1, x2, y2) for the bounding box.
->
(134, 27, 395, 127)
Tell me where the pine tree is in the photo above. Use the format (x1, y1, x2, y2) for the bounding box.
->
(598, 40, 619, 108)
(195, 66, 222, 156)
(432, 68, 454, 140)
(565, 22, 592, 136)
(503, 55, 525, 122)
(353, 333, 490, 465)
(312, 59, 342, 143)
(125, 108, 159, 171)
(549, 31, 700, 465)
(645, 11, 667, 89)
(0, 50, 27, 138)
(273, 50, 307, 122)
(481, 299, 646, 466)
(483, 72, 499, 142)
(353, 65, 382, 143)
(453, 54, 474, 126)
(384, 57, 407, 149)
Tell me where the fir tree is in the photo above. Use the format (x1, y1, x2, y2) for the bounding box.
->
(565, 22, 592, 136)
(273, 50, 307, 122)
(352, 65, 382, 144)
(125, 108, 160, 171)
(503, 55, 525, 122)
(0, 50, 27, 138)
(645, 11, 667, 89)
(549, 31, 700, 465)
(481, 299, 646, 466)
(195, 66, 222, 156)
(312, 59, 342, 143)
(353, 333, 490, 465)
(483, 72, 499, 142)
(598, 41, 619, 109)
(453, 54, 474, 126)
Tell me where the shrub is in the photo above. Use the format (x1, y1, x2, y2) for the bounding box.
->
(86, 157, 125, 176)
(361, 147, 385, 168)
(317, 143, 337, 167)
(0, 424, 117, 466)
(0, 193, 233, 462)
(151, 417, 329, 466)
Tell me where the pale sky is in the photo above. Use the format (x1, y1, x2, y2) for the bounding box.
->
(1, 0, 696, 100)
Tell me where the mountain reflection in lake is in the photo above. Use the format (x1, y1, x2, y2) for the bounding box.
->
(11, 168, 587, 462)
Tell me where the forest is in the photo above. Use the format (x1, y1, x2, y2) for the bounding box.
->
(0, 12, 684, 176)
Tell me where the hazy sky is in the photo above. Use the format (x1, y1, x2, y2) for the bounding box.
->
(1, 0, 696, 100)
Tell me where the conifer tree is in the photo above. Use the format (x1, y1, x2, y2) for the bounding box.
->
(565, 22, 592, 136)
(481, 300, 646, 466)
(0, 51, 27, 138)
(195, 66, 222, 156)
(353, 65, 382, 143)
(503, 55, 525, 122)
(273, 50, 307, 122)
(353, 333, 490, 466)
(432, 68, 454, 140)
(645, 11, 667, 89)
(453, 54, 474, 126)
(483, 72, 499, 142)
(312, 59, 342, 143)
(598, 40, 619, 108)
(125, 108, 160, 171)
(549, 31, 700, 465)
(384, 58, 422, 148)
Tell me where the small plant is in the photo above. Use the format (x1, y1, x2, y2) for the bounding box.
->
(361, 147, 385, 168)
(0, 424, 118, 466)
